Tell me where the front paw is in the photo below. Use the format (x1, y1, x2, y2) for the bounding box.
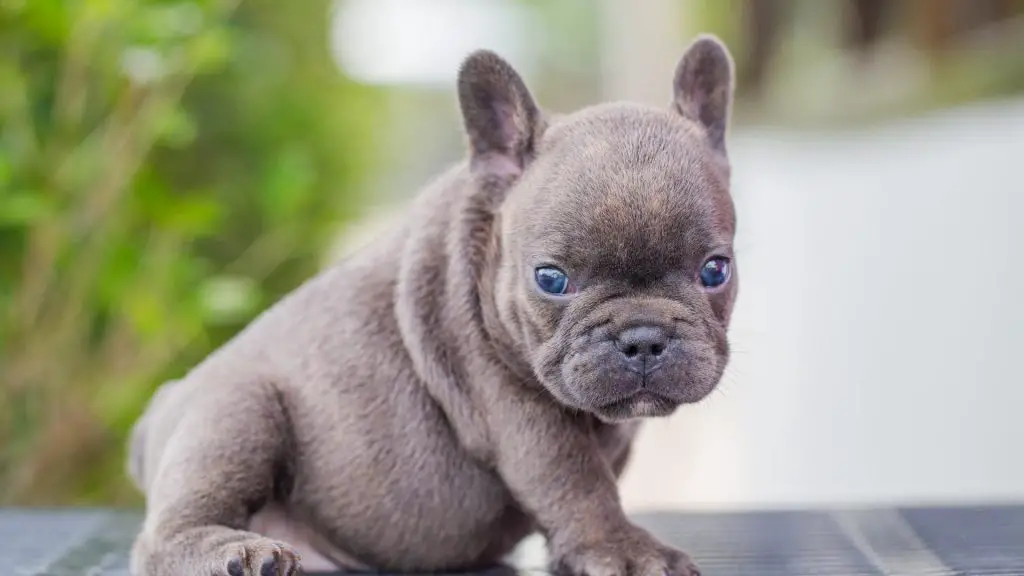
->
(221, 538, 302, 576)
(550, 526, 699, 576)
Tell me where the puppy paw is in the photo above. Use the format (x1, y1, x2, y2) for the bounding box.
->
(222, 538, 302, 576)
(550, 526, 699, 576)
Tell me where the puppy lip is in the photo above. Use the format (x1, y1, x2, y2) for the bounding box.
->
(592, 390, 678, 420)
(596, 389, 671, 410)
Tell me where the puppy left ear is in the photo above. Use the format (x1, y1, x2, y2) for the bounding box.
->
(457, 50, 541, 179)
(672, 34, 735, 156)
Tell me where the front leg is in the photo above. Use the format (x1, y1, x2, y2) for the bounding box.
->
(483, 383, 699, 576)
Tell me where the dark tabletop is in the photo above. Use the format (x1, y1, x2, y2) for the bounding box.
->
(4, 504, 1024, 575)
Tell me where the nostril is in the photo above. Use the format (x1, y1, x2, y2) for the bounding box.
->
(615, 325, 669, 360)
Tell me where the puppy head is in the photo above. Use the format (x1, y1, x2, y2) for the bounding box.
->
(458, 36, 737, 422)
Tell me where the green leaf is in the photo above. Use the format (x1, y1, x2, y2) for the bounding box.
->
(153, 104, 198, 148)
(260, 145, 316, 223)
(17, 0, 71, 44)
(199, 275, 261, 324)
(161, 195, 223, 236)
(0, 190, 53, 226)
(123, 285, 168, 338)
(0, 156, 11, 188)
(184, 26, 232, 74)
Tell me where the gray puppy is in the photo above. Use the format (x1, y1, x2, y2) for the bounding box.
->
(127, 33, 738, 576)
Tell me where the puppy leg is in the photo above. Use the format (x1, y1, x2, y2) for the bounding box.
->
(130, 378, 302, 576)
(484, 384, 698, 576)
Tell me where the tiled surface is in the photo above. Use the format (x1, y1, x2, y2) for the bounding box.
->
(5, 505, 1024, 575)
(2, 510, 138, 576)
(901, 505, 1024, 576)
(635, 511, 879, 576)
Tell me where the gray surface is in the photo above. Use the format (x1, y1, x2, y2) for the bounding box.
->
(5, 504, 1024, 575)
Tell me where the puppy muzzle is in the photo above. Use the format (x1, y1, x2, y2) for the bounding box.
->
(559, 322, 719, 421)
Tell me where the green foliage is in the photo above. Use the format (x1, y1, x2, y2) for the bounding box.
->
(0, 0, 380, 504)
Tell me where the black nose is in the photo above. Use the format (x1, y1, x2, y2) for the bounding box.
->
(615, 325, 668, 362)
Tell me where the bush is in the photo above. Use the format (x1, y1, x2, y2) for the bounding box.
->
(0, 0, 380, 504)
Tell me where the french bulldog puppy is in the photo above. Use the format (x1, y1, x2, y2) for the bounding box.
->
(127, 33, 739, 576)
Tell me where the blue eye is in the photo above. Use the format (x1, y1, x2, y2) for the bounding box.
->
(535, 266, 571, 295)
(699, 257, 731, 289)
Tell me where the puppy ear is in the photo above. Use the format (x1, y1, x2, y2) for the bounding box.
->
(457, 50, 541, 178)
(672, 34, 735, 156)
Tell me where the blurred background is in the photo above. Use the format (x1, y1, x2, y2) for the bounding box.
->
(1, 0, 1022, 511)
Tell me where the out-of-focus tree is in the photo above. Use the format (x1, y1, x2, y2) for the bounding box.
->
(0, 0, 380, 505)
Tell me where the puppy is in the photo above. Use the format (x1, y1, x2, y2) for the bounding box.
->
(127, 34, 739, 576)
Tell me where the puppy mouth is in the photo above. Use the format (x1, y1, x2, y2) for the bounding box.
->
(544, 314, 727, 420)
(593, 389, 679, 421)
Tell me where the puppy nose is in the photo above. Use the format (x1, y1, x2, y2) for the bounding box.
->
(615, 325, 668, 361)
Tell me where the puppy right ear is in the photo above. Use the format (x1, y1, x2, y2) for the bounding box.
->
(457, 50, 541, 179)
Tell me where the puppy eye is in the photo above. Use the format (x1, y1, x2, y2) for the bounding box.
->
(535, 266, 573, 295)
(699, 257, 731, 290)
